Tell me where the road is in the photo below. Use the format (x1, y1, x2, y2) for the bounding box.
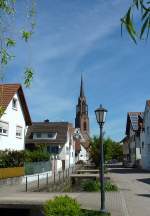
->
(109, 166, 150, 216)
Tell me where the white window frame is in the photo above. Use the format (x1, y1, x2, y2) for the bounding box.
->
(16, 125, 23, 139)
(0, 121, 9, 136)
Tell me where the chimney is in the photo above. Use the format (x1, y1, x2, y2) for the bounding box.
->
(44, 119, 49, 123)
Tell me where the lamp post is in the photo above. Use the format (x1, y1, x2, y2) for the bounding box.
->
(95, 104, 108, 213)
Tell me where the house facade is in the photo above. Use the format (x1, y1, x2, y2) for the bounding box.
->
(125, 112, 143, 167)
(25, 121, 75, 170)
(0, 84, 31, 150)
(141, 100, 150, 170)
(74, 128, 89, 162)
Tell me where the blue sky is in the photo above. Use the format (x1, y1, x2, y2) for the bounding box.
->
(3, 0, 150, 141)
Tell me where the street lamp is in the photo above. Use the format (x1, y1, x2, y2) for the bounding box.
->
(95, 104, 108, 213)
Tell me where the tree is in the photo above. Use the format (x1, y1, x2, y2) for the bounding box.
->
(89, 137, 123, 166)
(0, 0, 36, 116)
(0, 0, 36, 86)
(121, 0, 150, 43)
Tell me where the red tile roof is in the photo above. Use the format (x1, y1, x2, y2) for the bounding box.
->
(0, 83, 31, 125)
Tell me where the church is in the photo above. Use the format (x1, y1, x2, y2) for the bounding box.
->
(74, 76, 90, 162)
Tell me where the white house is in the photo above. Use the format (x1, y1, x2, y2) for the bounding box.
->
(141, 100, 150, 170)
(0, 84, 32, 150)
(125, 112, 143, 167)
(73, 128, 89, 163)
(25, 121, 75, 170)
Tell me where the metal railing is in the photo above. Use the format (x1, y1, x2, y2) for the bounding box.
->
(25, 166, 76, 192)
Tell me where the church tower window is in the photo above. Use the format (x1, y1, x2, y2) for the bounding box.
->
(83, 122, 87, 131)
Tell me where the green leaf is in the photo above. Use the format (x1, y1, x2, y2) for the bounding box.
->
(140, 17, 149, 38)
(142, 10, 149, 20)
(124, 8, 137, 43)
(24, 67, 34, 87)
(134, 0, 139, 9)
(22, 31, 32, 42)
(1, 49, 13, 65)
(6, 38, 16, 47)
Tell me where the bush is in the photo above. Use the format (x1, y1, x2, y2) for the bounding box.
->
(81, 180, 118, 192)
(24, 150, 50, 162)
(43, 195, 81, 216)
(0, 150, 24, 168)
(0, 149, 50, 168)
(81, 180, 99, 192)
(104, 180, 118, 192)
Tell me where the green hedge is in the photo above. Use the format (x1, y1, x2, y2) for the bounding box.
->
(0, 150, 24, 168)
(0, 149, 50, 168)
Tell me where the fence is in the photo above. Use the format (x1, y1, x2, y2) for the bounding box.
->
(24, 160, 52, 175)
(24, 166, 76, 192)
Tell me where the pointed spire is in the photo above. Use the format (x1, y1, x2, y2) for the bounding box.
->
(80, 75, 84, 98)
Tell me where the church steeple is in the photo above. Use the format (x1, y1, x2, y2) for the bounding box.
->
(80, 75, 84, 98)
(75, 76, 90, 135)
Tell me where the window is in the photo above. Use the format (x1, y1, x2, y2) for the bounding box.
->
(47, 145, 59, 154)
(16, 126, 22, 138)
(0, 121, 8, 136)
(142, 142, 144, 149)
(12, 98, 17, 109)
(48, 133, 53, 138)
(36, 133, 41, 138)
(66, 146, 69, 154)
(83, 122, 87, 131)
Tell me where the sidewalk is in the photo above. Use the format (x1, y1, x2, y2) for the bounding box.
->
(0, 189, 128, 216)
(109, 167, 150, 216)
(0, 168, 129, 216)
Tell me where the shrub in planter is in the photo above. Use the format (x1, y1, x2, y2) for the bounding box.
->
(104, 180, 118, 192)
(81, 180, 99, 192)
(43, 195, 81, 216)
(81, 180, 118, 192)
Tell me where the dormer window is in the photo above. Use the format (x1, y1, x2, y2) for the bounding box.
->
(37, 133, 42, 138)
(12, 98, 17, 110)
(33, 132, 57, 139)
(48, 133, 54, 138)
